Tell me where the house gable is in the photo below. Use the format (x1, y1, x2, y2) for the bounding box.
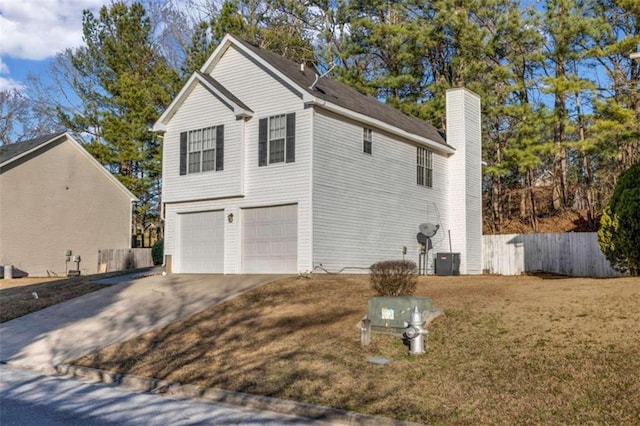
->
(157, 37, 314, 274)
(200, 36, 305, 101)
(0, 131, 66, 165)
(0, 133, 137, 202)
(161, 76, 250, 203)
(154, 72, 253, 132)
(193, 34, 453, 155)
(0, 133, 135, 276)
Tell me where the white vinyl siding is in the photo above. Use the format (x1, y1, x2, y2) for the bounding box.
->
(312, 108, 451, 272)
(162, 84, 241, 202)
(446, 88, 482, 274)
(417, 146, 433, 188)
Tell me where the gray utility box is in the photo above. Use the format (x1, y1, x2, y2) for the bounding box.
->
(367, 296, 432, 333)
(435, 252, 460, 276)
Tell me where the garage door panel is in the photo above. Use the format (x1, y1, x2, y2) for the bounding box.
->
(177, 210, 224, 273)
(270, 241, 284, 255)
(242, 205, 297, 273)
(271, 224, 285, 238)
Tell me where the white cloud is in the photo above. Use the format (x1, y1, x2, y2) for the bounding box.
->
(0, 76, 25, 91)
(0, 57, 22, 90)
(0, 0, 110, 60)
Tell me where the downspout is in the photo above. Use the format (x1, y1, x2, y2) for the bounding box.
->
(308, 105, 315, 274)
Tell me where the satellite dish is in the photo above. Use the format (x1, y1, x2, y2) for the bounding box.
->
(416, 233, 428, 245)
(417, 233, 433, 250)
(419, 223, 439, 237)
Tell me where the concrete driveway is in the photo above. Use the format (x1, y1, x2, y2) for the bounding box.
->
(0, 274, 287, 370)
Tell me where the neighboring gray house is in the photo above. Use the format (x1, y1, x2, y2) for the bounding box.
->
(0, 132, 137, 277)
(154, 34, 482, 275)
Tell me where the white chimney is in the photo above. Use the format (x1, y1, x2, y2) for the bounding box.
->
(445, 88, 482, 274)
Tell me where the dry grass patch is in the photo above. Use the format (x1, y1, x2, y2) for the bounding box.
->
(74, 275, 640, 424)
(0, 277, 103, 322)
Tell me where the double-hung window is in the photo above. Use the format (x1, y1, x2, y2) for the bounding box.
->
(363, 127, 372, 154)
(259, 113, 295, 166)
(417, 146, 433, 188)
(268, 114, 286, 163)
(179, 125, 224, 175)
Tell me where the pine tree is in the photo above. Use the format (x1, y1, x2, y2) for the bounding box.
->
(59, 2, 181, 244)
(588, 0, 640, 201)
(182, 0, 315, 74)
(540, 0, 602, 211)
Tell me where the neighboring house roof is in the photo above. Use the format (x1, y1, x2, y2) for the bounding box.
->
(155, 34, 453, 153)
(233, 38, 447, 147)
(0, 131, 66, 164)
(0, 132, 138, 202)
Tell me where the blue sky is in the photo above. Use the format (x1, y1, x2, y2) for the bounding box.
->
(0, 0, 112, 91)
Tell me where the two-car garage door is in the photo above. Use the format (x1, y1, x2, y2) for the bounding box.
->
(175, 205, 297, 274)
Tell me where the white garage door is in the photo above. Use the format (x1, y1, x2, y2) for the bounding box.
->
(242, 204, 297, 273)
(176, 210, 224, 273)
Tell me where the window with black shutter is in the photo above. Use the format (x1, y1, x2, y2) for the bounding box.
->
(179, 125, 224, 175)
(259, 113, 295, 166)
(179, 132, 187, 175)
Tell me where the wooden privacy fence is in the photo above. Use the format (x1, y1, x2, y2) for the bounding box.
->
(482, 233, 624, 277)
(98, 248, 153, 273)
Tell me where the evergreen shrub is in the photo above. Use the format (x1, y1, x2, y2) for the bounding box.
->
(151, 239, 164, 266)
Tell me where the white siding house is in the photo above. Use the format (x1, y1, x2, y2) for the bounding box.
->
(154, 34, 482, 275)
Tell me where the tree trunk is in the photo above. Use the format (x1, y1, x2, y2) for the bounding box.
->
(491, 174, 502, 233)
(552, 58, 568, 211)
(576, 94, 596, 230)
(527, 168, 538, 232)
(491, 126, 503, 232)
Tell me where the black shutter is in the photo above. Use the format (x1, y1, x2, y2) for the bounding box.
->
(216, 125, 224, 171)
(286, 113, 295, 163)
(258, 118, 268, 166)
(179, 132, 187, 175)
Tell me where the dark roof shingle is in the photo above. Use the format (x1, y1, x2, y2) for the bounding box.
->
(234, 38, 447, 146)
(0, 131, 66, 164)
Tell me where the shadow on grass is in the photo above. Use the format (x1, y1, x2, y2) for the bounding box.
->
(67, 274, 640, 424)
(1, 273, 277, 369)
(72, 275, 392, 411)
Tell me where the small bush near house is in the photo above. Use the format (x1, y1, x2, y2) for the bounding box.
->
(370, 260, 418, 296)
(151, 239, 164, 266)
